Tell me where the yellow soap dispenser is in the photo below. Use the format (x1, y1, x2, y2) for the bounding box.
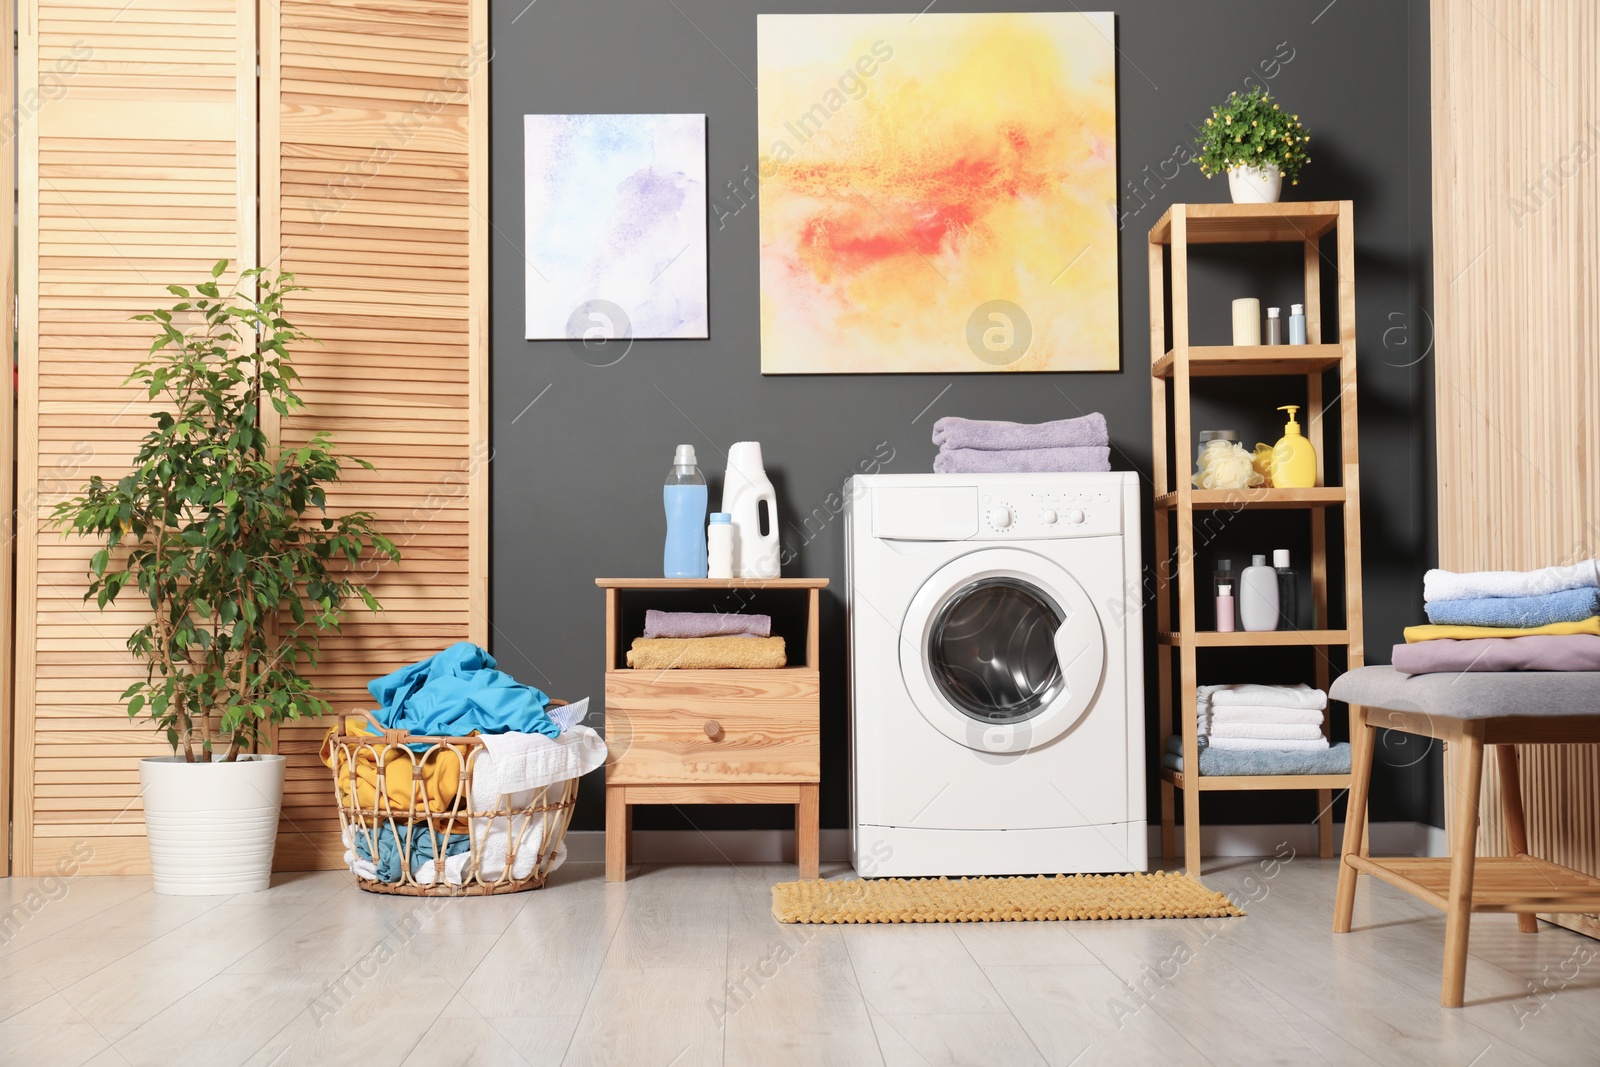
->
(1271, 405, 1317, 488)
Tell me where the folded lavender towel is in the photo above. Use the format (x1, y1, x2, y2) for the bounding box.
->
(931, 413, 1108, 452)
(933, 446, 1111, 475)
(642, 610, 771, 639)
(1391, 634, 1600, 675)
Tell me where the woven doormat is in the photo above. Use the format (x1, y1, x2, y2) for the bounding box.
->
(772, 871, 1244, 924)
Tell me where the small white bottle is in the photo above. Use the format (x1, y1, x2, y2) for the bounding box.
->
(1216, 584, 1236, 633)
(1239, 554, 1281, 632)
(1288, 303, 1308, 345)
(707, 513, 734, 580)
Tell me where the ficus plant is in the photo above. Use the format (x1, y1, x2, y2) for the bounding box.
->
(52, 261, 400, 762)
(1194, 86, 1311, 185)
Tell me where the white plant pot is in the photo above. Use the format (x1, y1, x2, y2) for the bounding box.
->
(1227, 164, 1283, 204)
(140, 754, 285, 895)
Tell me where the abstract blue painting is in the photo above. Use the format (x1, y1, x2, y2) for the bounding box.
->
(524, 114, 708, 340)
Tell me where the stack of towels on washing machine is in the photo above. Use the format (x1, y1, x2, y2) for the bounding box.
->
(931, 412, 1112, 474)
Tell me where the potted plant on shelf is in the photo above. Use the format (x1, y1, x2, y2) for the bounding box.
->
(1194, 86, 1310, 204)
(53, 261, 399, 895)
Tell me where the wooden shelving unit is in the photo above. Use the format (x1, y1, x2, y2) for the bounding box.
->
(1148, 201, 1365, 876)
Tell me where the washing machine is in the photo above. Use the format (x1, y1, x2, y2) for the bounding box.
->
(845, 472, 1145, 877)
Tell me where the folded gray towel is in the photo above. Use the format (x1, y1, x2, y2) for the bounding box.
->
(933, 445, 1111, 475)
(1163, 740, 1351, 776)
(931, 413, 1108, 452)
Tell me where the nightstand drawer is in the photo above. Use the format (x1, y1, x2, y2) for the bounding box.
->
(604, 669, 819, 784)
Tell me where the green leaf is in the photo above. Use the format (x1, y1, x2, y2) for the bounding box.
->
(90, 549, 110, 577)
(212, 259, 227, 278)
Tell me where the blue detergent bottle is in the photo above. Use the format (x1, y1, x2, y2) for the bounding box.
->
(663, 444, 708, 578)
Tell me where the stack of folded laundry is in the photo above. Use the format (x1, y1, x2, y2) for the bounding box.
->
(931, 412, 1112, 474)
(1395, 559, 1600, 674)
(1195, 683, 1329, 750)
(1164, 682, 1350, 776)
(624, 609, 786, 669)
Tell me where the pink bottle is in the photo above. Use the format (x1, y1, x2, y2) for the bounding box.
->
(1216, 583, 1236, 633)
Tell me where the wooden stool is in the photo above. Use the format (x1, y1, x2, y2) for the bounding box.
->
(1329, 666, 1600, 1006)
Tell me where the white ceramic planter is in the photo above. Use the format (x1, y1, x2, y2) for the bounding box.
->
(1227, 164, 1283, 204)
(140, 754, 285, 895)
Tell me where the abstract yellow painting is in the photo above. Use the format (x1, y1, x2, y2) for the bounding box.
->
(757, 12, 1118, 374)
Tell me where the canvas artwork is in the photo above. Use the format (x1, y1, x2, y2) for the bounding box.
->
(524, 114, 708, 340)
(756, 13, 1119, 374)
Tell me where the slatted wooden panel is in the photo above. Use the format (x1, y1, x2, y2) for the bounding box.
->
(261, 0, 488, 870)
(0, 0, 15, 875)
(13, 0, 256, 875)
(1431, 0, 1600, 936)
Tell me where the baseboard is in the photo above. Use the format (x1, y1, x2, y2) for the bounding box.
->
(564, 821, 1448, 867)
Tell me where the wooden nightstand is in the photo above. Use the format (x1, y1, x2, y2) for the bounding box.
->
(596, 578, 827, 882)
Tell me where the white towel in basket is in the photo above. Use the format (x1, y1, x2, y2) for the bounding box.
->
(410, 723, 607, 886)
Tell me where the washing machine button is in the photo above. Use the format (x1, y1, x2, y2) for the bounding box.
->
(1039, 509, 1059, 525)
(989, 505, 1014, 529)
(1065, 508, 1087, 525)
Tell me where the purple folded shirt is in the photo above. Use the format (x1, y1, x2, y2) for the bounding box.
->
(931, 413, 1108, 452)
(642, 610, 771, 639)
(933, 446, 1111, 475)
(1391, 634, 1600, 675)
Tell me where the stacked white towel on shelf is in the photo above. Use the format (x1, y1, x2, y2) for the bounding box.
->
(1196, 683, 1329, 751)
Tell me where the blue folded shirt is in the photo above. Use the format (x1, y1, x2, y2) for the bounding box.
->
(1424, 587, 1600, 628)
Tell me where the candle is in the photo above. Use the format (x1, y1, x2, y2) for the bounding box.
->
(1232, 298, 1261, 346)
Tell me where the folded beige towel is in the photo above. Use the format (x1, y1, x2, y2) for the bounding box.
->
(625, 636, 787, 670)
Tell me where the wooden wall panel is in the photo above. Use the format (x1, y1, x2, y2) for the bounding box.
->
(261, 0, 488, 870)
(0, 0, 14, 875)
(13, 0, 256, 875)
(1431, 0, 1600, 935)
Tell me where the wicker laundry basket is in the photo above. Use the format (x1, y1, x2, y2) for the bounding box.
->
(328, 702, 578, 896)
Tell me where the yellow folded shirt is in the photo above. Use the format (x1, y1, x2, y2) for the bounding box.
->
(1403, 616, 1600, 643)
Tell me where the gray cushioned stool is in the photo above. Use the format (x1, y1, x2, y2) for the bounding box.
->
(1329, 665, 1600, 1007)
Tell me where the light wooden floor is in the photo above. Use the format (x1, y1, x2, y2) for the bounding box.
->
(1, 857, 1597, 1065)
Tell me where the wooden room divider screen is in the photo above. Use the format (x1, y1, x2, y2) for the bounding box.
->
(10, 0, 487, 876)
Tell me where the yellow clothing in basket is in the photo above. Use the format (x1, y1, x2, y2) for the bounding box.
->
(319, 716, 467, 814)
(1403, 616, 1600, 643)
(625, 636, 787, 670)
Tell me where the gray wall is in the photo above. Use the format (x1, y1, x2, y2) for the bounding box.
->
(489, 0, 1437, 833)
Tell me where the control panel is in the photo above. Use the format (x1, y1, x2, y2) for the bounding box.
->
(974, 485, 1121, 539)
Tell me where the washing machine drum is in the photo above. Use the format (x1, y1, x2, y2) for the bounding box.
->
(900, 548, 1106, 754)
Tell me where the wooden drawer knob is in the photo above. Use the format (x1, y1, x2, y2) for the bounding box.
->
(704, 720, 724, 741)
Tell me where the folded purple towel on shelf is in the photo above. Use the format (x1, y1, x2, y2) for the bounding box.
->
(1391, 634, 1600, 675)
(931, 412, 1108, 452)
(933, 446, 1111, 475)
(642, 610, 771, 639)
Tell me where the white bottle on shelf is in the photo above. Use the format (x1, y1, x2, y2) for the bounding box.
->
(1238, 554, 1280, 632)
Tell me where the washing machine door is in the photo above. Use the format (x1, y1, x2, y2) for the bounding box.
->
(899, 547, 1106, 754)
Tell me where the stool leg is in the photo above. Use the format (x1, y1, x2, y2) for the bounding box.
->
(1442, 726, 1486, 1007)
(1496, 744, 1539, 933)
(1334, 705, 1374, 933)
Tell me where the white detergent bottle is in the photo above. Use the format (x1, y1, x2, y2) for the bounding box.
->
(721, 441, 781, 578)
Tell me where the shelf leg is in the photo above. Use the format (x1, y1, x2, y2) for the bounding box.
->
(606, 786, 629, 882)
(1159, 779, 1176, 862)
(1182, 780, 1202, 878)
(1317, 789, 1334, 859)
(797, 783, 820, 880)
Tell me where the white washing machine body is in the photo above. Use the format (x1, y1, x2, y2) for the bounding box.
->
(845, 472, 1146, 877)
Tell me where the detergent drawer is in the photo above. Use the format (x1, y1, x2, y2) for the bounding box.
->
(604, 670, 820, 785)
